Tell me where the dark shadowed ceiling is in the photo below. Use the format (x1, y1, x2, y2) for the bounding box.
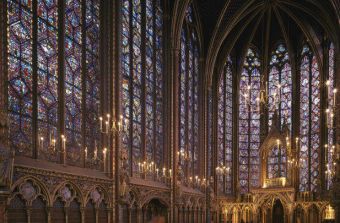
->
(192, 0, 339, 85)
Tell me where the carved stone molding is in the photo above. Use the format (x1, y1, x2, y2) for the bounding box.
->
(8, 166, 112, 208)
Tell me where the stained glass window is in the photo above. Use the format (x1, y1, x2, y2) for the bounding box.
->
(217, 58, 233, 194)
(37, 0, 58, 161)
(299, 45, 320, 192)
(85, 0, 100, 167)
(267, 145, 287, 179)
(121, 0, 163, 176)
(8, 0, 33, 156)
(7, 0, 101, 168)
(178, 5, 200, 181)
(268, 44, 292, 130)
(65, 0, 82, 165)
(238, 48, 261, 193)
(207, 90, 213, 179)
(326, 43, 335, 189)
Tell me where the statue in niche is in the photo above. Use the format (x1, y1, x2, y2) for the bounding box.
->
(119, 149, 130, 198)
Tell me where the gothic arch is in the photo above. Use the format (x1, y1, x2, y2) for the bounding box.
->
(140, 192, 170, 209)
(85, 185, 111, 208)
(52, 181, 84, 207)
(9, 175, 50, 207)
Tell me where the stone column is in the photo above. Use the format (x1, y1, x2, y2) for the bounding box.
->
(137, 208, 143, 223)
(80, 207, 85, 223)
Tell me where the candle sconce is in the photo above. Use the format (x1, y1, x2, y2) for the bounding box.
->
(186, 175, 208, 190)
(137, 160, 164, 181)
(99, 114, 125, 135)
(84, 146, 107, 169)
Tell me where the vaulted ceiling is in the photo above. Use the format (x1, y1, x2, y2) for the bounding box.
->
(192, 0, 339, 86)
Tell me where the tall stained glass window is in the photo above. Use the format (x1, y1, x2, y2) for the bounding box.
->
(121, 0, 163, 176)
(65, 0, 82, 165)
(178, 5, 200, 181)
(207, 90, 213, 179)
(326, 43, 336, 189)
(7, 0, 101, 168)
(268, 44, 292, 130)
(299, 45, 320, 192)
(217, 58, 233, 194)
(85, 0, 100, 167)
(8, 0, 33, 156)
(238, 48, 261, 193)
(37, 0, 58, 161)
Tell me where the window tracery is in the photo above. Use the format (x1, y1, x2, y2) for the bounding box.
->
(238, 48, 261, 193)
(121, 0, 164, 176)
(217, 58, 233, 194)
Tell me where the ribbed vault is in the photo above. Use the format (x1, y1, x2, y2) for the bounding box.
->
(202, 0, 339, 87)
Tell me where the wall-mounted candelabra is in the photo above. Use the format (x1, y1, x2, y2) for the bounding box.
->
(99, 114, 125, 134)
(186, 175, 208, 189)
(215, 164, 231, 176)
(136, 159, 173, 183)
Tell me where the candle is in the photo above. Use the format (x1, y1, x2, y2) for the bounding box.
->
(256, 97, 260, 112)
(105, 121, 109, 133)
(85, 147, 88, 160)
(330, 113, 334, 128)
(99, 117, 103, 131)
(333, 89, 337, 107)
(163, 167, 166, 177)
(326, 80, 330, 97)
(61, 135, 66, 152)
(107, 114, 110, 132)
(138, 162, 141, 172)
(40, 137, 44, 149)
(169, 169, 172, 178)
(103, 148, 107, 172)
(94, 147, 97, 160)
(156, 168, 159, 178)
(118, 121, 122, 131)
(52, 139, 56, 151)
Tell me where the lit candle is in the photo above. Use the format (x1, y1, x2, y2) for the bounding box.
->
(118, 121, 121, 132)
(163, 167, 166, 177)
(61, 135, 66, 152)
(94, 148, 97, 160)
(333, 89, 337, 107)
(138, 162, 141, 172)
(256, 97, 260, 112)
(52, 139, 56, 151)
(103, 148, 107, 172)
(156, 168, 159, 178)
(105, 121, 109, 134)
(169, 169, 172, 178)
(326, 80, 330, 97)
(85, 147, 88, 160)
(99, 116, 103, 131)
(330, 113, 334, 128)
(40, 137, 44, 149)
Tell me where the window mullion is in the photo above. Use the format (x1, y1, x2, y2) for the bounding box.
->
(128, 0, 134, 176)
(140, 0, 146, 163)
(32, 0, 38, 159)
